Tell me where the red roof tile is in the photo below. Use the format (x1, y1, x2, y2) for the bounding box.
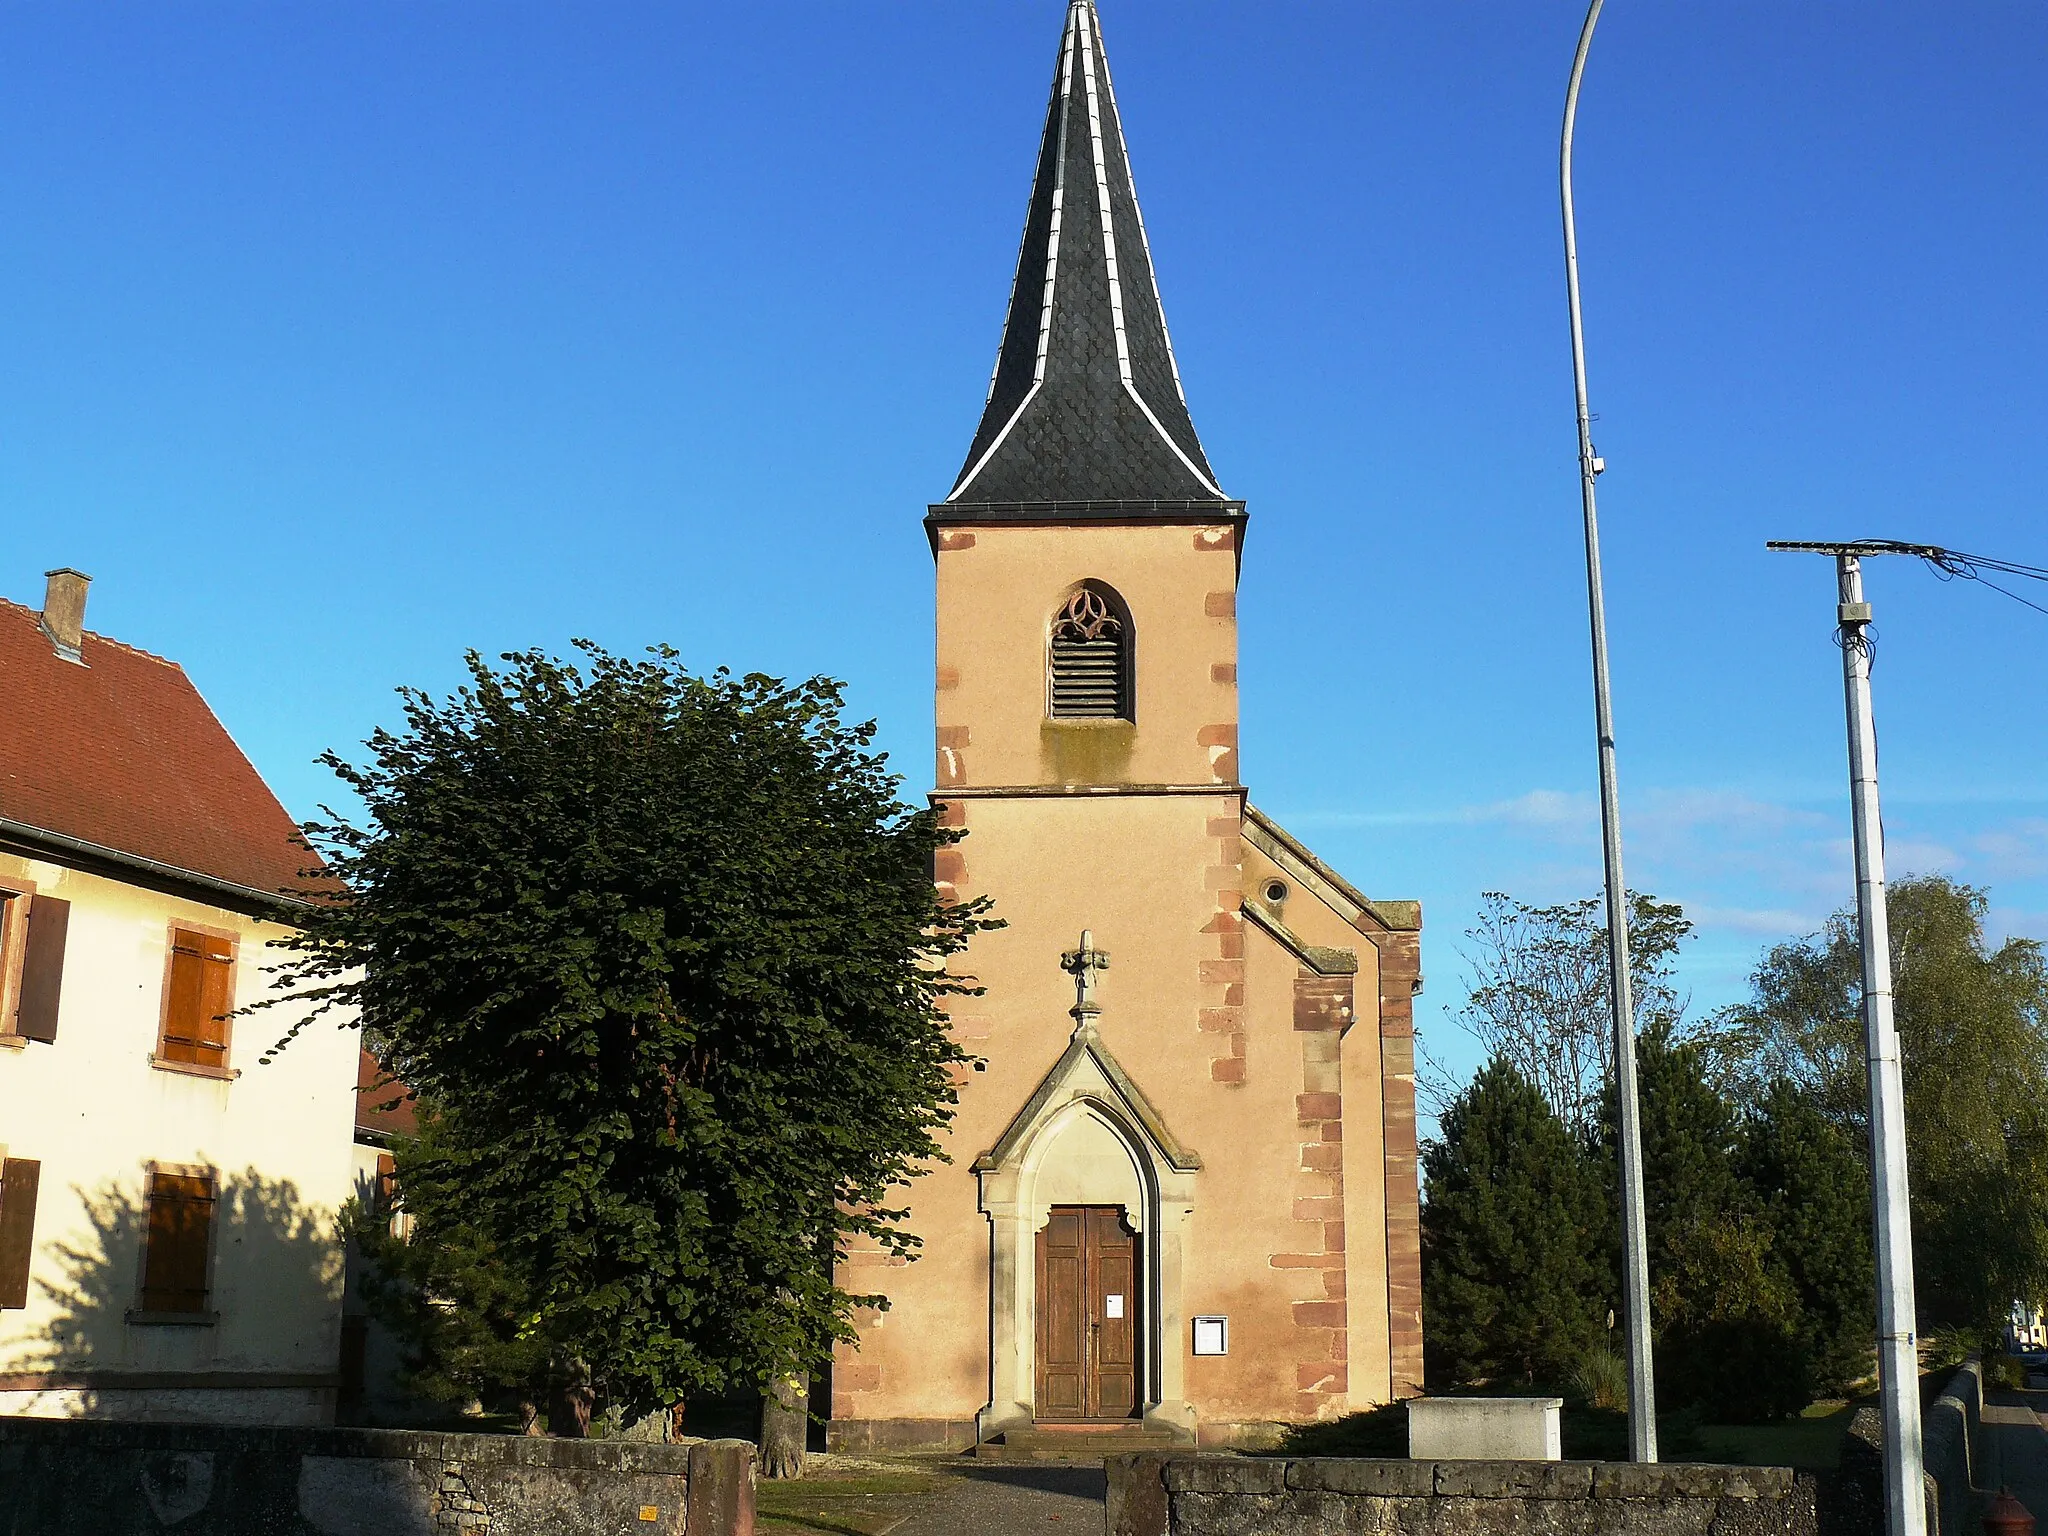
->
(0, 597, 316, 898)
(356, 1046, 419, 1138)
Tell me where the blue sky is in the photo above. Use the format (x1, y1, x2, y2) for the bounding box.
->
(5, 3, 2044, 1094)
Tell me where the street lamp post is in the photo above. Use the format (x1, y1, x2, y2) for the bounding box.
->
(1560, 0, 1658, 1465)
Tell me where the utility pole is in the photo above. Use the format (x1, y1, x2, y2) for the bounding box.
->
(1561, 0, 1658, 1463)
(1767, 540, 1927, 1536)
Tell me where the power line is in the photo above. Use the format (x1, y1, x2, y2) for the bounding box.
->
(1765, 540, 2048, 619)
(1919, 551, 2048, 619)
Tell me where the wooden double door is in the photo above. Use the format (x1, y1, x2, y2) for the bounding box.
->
(1035, 1205, 1140, 1421)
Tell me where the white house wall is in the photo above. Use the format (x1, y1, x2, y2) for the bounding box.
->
(0, 852, 358, 1425)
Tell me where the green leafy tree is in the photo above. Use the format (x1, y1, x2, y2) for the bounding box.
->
(1422, 1059, 1611, 1387)
(273, 645, 995, 1420)
(1713, 875, 2048, 1340)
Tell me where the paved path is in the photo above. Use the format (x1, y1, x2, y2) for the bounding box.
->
(891, 1464, 1107, 1536)
(1981, 1387, 2048, 1526)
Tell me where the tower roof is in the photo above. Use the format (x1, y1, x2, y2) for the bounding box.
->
(943, 1, 1230, 511)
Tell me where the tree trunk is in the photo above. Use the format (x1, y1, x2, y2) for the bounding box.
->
(760, 1372, 808, 1479)
(550, 1381, 594, 1438)
(549, 1353, 595, 1438)
(518, 1398, 544, 1437)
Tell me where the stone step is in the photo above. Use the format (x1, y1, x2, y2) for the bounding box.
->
(973, 1426, 1186, 1462)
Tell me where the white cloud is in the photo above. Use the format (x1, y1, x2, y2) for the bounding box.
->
(1281, 786, 1828, 849)
(1685, 904, 1822, 937)
(1370, 783, 2048, 1086)
(1280, 785, 2048, 961)
(1972, 818, 2048, 880)
(1988, 906, 2048, 944)
(1880, 836, 1964, 878)
(1634, 788, 1830, 839)
(1274, 788, 1595, 832)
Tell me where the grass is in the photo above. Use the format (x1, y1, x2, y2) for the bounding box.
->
(1271, 1394, 1862, 1469)
(754, 1470, 946, 1536)
(1692, 1401, 1856, 1471)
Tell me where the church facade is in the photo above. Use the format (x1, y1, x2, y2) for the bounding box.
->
(829, 1, 1423, 1451)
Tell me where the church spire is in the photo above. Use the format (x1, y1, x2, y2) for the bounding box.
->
(945, 1, 1229, 508)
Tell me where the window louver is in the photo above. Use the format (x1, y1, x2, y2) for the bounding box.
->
(1050, 588, 1130, 720)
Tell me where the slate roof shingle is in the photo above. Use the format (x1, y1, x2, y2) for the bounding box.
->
(946, 0, 1232, 509)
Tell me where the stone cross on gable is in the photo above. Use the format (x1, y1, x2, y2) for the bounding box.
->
(1061, 930, 1110, 1037)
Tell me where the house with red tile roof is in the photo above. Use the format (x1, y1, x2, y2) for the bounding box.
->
(0, 569, 362, 1424)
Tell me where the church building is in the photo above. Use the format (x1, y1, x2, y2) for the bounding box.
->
(829, 1, 1424, 1451)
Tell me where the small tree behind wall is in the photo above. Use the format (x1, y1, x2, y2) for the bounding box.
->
(1450, 891, 1692, 1136)
(272, 645, 995, 1441)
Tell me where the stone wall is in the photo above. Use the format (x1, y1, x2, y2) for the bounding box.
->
(1924, 1357, 1984, 1536)
(1107, 1453, 1818, 1536)
(0, 1418, 755, 1536)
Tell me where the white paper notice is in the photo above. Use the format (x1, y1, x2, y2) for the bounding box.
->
(1104, 1294, 1125, 1319)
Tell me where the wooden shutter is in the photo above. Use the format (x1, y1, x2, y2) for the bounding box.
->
(140, 1173, 215, 1314)
(162, 930, 233, 1068)
(16, 896, 69, 1044)
(0, 1159, 41, 1309)
(375, 1153, 397, 1214)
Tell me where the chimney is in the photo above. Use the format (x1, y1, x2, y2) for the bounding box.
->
(40, 568, 91, 665)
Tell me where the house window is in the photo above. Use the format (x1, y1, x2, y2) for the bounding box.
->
(159, 928, 235, 1071)
(137, 1170, 216, 1318)
(1048, 584, 1132, 720)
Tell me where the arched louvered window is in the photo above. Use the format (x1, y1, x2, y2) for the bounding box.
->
(1048, 584, 1132, 720)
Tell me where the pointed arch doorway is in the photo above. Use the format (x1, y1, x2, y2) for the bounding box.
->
(973, 1025, 1201, 1443)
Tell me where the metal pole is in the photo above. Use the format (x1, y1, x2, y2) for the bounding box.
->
(1835, 556, 1928, 1536)
(1561, 0, 1658, 1463)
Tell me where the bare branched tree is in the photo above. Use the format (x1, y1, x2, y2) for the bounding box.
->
(1414, 1032, 1466, 1126)
(1454, 891, 1693, 1135)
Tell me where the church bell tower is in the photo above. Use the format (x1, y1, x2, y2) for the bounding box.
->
(927, 0, 1245, 804)
(923, 0, 1245, 1443)
(829, 0, 1424, 1454)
